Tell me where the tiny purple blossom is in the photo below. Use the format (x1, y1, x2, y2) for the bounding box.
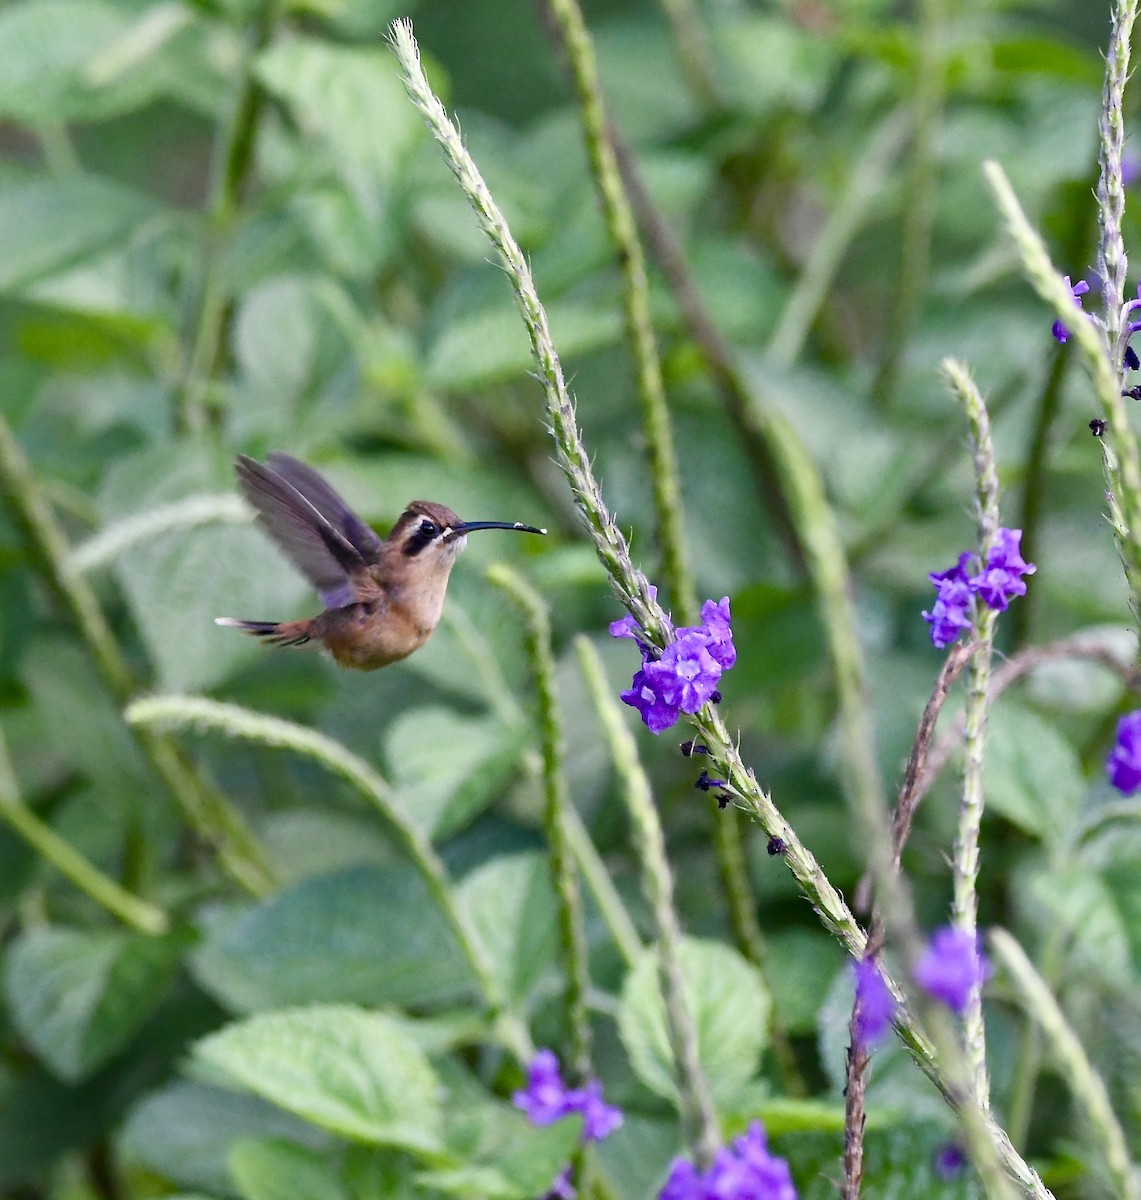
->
(921, 554, 973, 649)
(614, 595, 736, 733)
(621, 668, 680, 735)
(659, 1122, 796, 1200)
(1107, 710, 1141, 795)
(513, 1049, 572, 1125)
(513, 1051, 622, 1146)
(933, 1143, 967, 1180)
(852, 958, 895, 1046)
(972, 528, 1036, 613)
(646, 636, 722, 713)
(914, 926, 989, 1015)
(1052, 276, 1090, 344)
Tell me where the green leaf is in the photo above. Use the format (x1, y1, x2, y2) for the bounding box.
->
(120, 1081, 326, 1197)
(4, 926, 181, 1082)
(982, 703, 1082, 840)
(0, 174, 156, 294)
(383, 707, 526, 840)
(193, 1006, 443, 1152)
(255, 36, 421, 205)
(617, 937, 771, 1114)
(455, 852, 558, 1003)
(421, 1107, 581, 1200)
(0, 0, 169, 123)
(425, 300, 623, 390)
(230, 1137, 347, 1200)
(191, 864, 472, 1014)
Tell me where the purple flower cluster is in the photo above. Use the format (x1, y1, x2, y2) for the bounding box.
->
(914, 926, 989, 1015)
(922, 528, 1035, 648)
(1107, 710, 1141, 794)
(1050, 276, 1089, 344)
(852, 958, 895, 1046)
(612, 597, 736, 734)
(513, 1050, 623, 1143)
(660, 1122, 796, 1200)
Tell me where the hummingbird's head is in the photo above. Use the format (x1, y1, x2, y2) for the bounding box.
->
(388, 500, 546, 568)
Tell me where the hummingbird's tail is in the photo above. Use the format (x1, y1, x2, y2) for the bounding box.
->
(214, 617, 314, 648)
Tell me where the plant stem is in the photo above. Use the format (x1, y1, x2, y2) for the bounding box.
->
(0, 413, 274, 896)
(542, 0, 694, 621)
(178, 0, 280, 433)
(0, 727, 168, 935)
(991, 929, 1140, 1200)
(577, 637, 719, 1168)
(487, 565, 593, 1082)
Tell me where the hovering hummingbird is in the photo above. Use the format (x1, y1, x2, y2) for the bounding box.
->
(215, 453, 546, 670)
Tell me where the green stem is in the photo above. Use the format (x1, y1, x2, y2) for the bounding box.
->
(0, 728, 168, 935)
(577, 637, 719, 1168)
(985, 160, 1141, 619)
(542, 0, 694, 621)
(0, 413, 274, 896)
(178, 0, 280, 433)
(872, 0, 946, 409)
(991, 929, 1140, 1200)
(487, 565, 593, 1082)
(943, 358, 1000, 1108)
(655, 0, 719, 111)
(767, 108, 910, 368)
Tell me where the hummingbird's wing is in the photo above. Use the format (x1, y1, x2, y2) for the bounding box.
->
(236, 456, 368, 609)
(265, 453, 383, 563)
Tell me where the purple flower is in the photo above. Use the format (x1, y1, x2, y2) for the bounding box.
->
(914, 927, 989, 1015)
(513, 1050, 622, 1145)
(514, 1049, 572, 1125)
(647, 635, 722, 713)
(1126, 345, 1140, 371)
(1107, 710, 1141, 794)
(852, 958, 895, 1046)
(1052, 276, 1090, 344)
(614, 596, 736, 734)
(621, 668, 681, 735)
(659, 1122, 796, 1200)
(971, 528, 1036, 613)
(933, 1143, 967, 1180)
(921, 532, 1035, 648)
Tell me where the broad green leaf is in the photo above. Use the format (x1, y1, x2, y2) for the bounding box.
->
(982, 703, 1082, 840)
(193, 1006, 443, 1152)
(120, 1081, 326, 1197)
(419, 1113, 580, 1200)
(713, 13, 835, 116)
(383, 708, 526, 840)
(255, 36, 420, 205)
(4, 927, 181, 1082)
(191, 864, 472, 1013)
(1022, 862, 1130, 983)
(617, 937, 771, 1113)
(0, 0, 176, 123)
(0, 174, 156, 294)
(230, 1137, 346, 1200)
(425, 301, 623, 390)
(455, 852, 558, 1003)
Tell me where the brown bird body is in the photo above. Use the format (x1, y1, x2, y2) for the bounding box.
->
(216, 454, 545, 670)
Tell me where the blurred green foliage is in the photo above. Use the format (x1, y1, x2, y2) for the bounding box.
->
(1, 0, 1140, 1195)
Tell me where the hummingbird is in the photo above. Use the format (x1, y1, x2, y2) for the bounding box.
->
(215, 453, 546, 670)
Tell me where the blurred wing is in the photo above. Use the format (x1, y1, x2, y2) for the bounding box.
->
(236, 456, 363, 608)
(266, 452, 383, 563)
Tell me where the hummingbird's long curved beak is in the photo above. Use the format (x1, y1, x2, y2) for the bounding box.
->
(448, 520, 547, 538)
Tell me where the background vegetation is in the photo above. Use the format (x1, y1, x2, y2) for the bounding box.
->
(0, 0, 1137, 1196)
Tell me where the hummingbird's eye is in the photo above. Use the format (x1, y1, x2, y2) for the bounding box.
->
(419, 519, 439, 538)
